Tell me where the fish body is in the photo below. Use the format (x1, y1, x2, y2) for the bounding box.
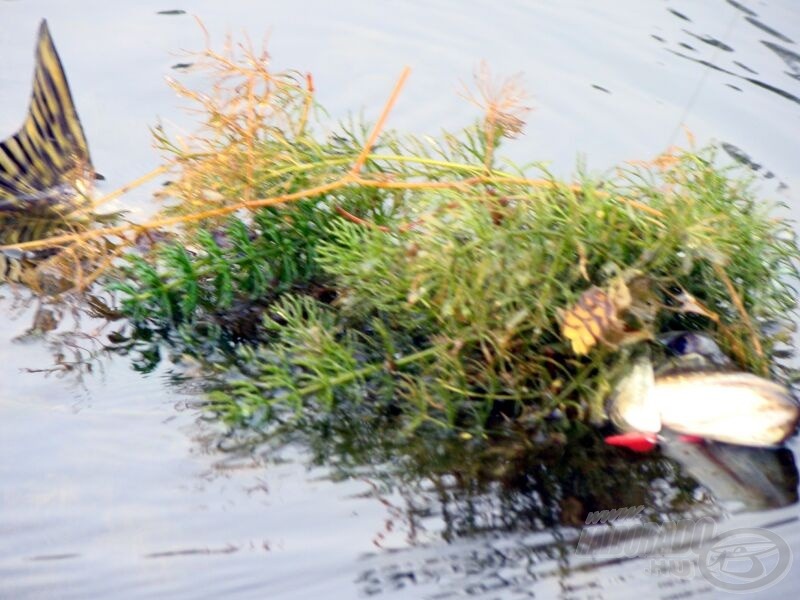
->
(0, 251, 29, 283)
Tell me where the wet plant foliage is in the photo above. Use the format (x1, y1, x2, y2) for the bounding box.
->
(105, 44, 800, 442)
(4, 38, 800, 451)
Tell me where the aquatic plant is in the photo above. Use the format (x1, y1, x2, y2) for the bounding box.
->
(4, 36, 799, 439)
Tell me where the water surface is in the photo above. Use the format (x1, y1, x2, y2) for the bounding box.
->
(1, 1, 799, 598)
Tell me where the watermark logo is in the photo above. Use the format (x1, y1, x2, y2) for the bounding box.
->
(584, 505, 646, 525)
(574, 507, 792, 593)
(698, 528, 792, 593)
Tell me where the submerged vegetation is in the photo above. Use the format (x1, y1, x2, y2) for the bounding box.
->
(3, 38, 800, 444)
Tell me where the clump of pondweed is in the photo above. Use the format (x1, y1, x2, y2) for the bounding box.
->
(112, 203, 331, 326)
(209, 150, 800, 434)
(104, 39, 800, 438)
(109, 38, 412, 334)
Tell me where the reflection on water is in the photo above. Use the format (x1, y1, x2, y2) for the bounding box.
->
(662, 440, 798, 511)
(2, 0, 800, 598)
(211, 406, 799, 597)
(341, 434, 798, 598)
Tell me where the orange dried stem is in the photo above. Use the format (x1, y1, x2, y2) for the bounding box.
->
(75, 164, 170, 216)
(349, 66, 411, 177)
(334, 206, 389, 232)
(0, 171, 666, 253)
(66, 239, 132, 294)
(713, 262, 764, 361)
(296, 73, 314, 137)
(1, 179, 348, 252)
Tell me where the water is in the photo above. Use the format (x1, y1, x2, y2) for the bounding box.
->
(1, 1, 800, 598)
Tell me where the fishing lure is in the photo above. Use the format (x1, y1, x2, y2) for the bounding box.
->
(606, 335, 800, 451)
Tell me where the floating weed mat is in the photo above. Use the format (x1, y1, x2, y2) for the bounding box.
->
(4, 36, 799, 439)
(212, 153, 800, 435)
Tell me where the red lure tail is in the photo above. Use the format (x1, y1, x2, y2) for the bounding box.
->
(604, 432, 658, 453)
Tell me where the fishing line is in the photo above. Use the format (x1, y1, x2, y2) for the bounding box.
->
(665, 7, 741, 149)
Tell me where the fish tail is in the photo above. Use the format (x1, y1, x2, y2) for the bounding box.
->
(0, 252, 29, 284)
(0, 20, 92, 205)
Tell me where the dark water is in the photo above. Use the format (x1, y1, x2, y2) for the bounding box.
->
(1, 1, 800, 598)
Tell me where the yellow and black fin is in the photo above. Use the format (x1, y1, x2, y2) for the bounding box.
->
(0, 19, 92, 204)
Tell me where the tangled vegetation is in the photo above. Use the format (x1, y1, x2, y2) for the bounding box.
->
(4, 39, 799, 441)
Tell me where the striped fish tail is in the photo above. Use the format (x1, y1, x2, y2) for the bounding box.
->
(0, 19, 92, 207)
(0, 252, 32, 284)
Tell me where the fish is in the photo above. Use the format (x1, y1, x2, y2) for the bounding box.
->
(1, 20, 94, 284)
(0, 19, 92, 211)
(606, 336, 800, 450)
(0, 250, 27, 283)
